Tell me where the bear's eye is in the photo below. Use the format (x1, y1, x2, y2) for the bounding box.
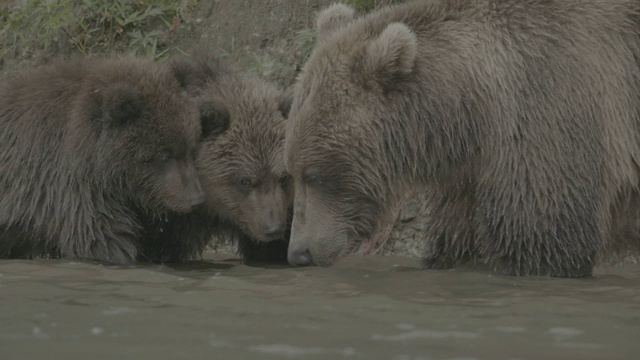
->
(239, 177, 252, 188)
(158, 151, 173, 163)
(303, 171, 323, 186)
(277, 172, 290, 185)
(143, 151, 172, 164)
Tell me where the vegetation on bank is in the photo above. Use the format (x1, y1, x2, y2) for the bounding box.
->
(0, 0, 400, 79)
(0, 0, 184, 61)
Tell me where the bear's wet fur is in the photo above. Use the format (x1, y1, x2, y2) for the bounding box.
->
(138, 56, 293, 263)
(284, 0, 640, 277)
(0, 56, 205, 264)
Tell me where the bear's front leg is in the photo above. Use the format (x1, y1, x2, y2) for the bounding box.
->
(475, 186, 601, 278)
(421, 179, 477, 269)
(79, 208, 143, 265)
(137, 210, 212, 263)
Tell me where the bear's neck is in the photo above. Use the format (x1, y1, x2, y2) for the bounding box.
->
(382, 84, 478, 186)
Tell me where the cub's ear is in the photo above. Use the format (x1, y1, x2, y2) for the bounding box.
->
(316, 3, 355, 42)
(168, 57, 206, 89)
(361, 22, 417, 87)
(167, 55, 226, 91)
(277, 88, 294, 118)
(199, 98, 230, 139)
(103, 83, 144, 127)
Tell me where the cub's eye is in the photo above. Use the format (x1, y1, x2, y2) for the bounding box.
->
(158, 151, 173, 162)
(277, 172, 290, 185)
(239, 177, 252, 187)
(144, 151, 172, 164)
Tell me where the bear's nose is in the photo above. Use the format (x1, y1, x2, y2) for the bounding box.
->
(288, 248, 312, 266)
(189, 193, 206, 207)
(263, 224, 285, 240)
(187, 178, 206, 207)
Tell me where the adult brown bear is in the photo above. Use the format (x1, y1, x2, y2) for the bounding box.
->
(284, 1, 640, 277)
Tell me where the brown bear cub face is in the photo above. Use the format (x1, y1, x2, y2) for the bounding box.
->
(90, 66, 205, 214)
(0, 56, 204, 263)
(137, 57, 292, 264)
(196, 74, 294, 243)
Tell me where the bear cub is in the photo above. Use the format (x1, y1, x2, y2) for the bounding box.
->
(0, 56, 205, 264)
(138, 57, 293, 263)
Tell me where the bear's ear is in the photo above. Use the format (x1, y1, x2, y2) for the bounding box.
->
(103, 83, 144, 127)
(316, 3, 355, 42)
(199, 98, 230, 139)
(361, 22, 417, 86)
(277, 88, 294, 118)
(168, 57, 211, 91)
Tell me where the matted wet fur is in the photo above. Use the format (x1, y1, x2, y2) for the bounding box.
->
(138, 56, 293, 263)
(0, 56, 205, 264)
(284, 0, 640, 277)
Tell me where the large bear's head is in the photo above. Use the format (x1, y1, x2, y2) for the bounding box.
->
(284, 4, 419, 266)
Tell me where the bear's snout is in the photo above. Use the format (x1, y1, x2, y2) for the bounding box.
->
(263, 222, 285, 241)
(187, 177, 206, 207)
(288, 246, 312, 266)
(178, 160, 206, 208)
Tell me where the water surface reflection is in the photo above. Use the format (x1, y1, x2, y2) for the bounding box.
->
(1, 252, 638, 359)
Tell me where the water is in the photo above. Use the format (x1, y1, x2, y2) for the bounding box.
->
(1, 252, 639, 360)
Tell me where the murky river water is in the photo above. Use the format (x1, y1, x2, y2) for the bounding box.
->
(1, 252, 639, 360)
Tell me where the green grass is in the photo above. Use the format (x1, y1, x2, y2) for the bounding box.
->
(0, 0, 182, 60)
(294, 27, 317, 63)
